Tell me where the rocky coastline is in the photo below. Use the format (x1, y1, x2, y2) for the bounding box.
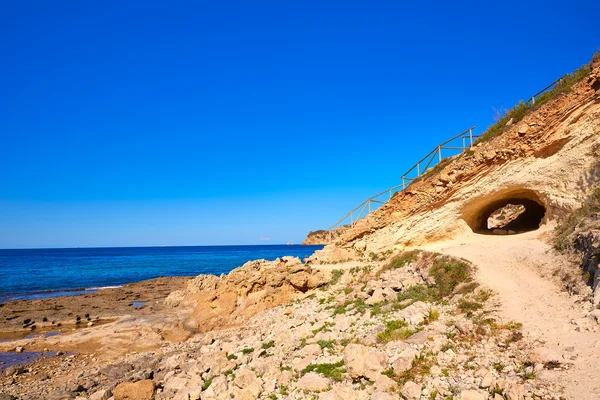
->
(0, 251, 589, 400)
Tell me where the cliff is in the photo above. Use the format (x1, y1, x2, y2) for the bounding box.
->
(308, 54, 600, 265)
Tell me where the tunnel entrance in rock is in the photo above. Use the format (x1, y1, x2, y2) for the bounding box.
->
(462, 189, 547, 235)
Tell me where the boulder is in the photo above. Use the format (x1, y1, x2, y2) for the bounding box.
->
(398, 301, 428, 325)
(113, 380, 155, 400)
(400, 381, 421, 400)
(183, 258, 327, 332)
(344, 344, 388, 381)
(297, 372, 331, 391)
(201, 375, 229, 399)
(391, 348, 418, 375)
(233, 368, 262, 400)
(373, 374, 396, 392)
(517, 125, 529, 136)
(163, 376, 189, 393)
(89, 389, 113, 400)
(298, 343, 322, 357)
(460, 390, 487, 400)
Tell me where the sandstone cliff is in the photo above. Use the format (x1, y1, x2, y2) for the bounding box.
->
(309, 55, 600, 265)
(302, 230, 330, 245)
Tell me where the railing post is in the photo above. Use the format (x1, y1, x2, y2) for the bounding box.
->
(417, 163, 420, 176)
(462, 136, 466, 150)
(469, 128, 473, 148)
(531, 96, 535, 104)
(402, 176, 405, 189)
(438, 146, 442, 162)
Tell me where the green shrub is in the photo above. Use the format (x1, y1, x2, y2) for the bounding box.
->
(241, 347, 254, 355)
(330, 269, 344, 285)
(262, 340, 275, 349)
(394, 353, 432, 385)
(317, 339, 337, 349)
(302, 360, 345, 381)
(379, 250, 420, 275)
(457, 298, 483, 314)
(425, 308, 440, 323)
(429, 256, 473, 298)
(202, 376, 214, 391)
(396, 285, 437, 306)
(377, 319, 418, 343)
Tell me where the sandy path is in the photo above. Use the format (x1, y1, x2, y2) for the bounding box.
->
(423, 229, 600, 400)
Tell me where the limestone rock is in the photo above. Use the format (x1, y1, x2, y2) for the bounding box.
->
(400, 381, 421, 400)
(370, 392, 399, 400)
(201, 375, 228, 399)
(233, 368, 263, 400)
(460, 390, 487, 400)
(297, 372, 331, 391)
(517, 124, 529, 136)
(344, 344, 388, 381)
(113, 380, 155, 400)
(89, 390, 113, 400)
(298, 343, 322, 357)
(183, 258, 327, 332)
(391, 348, 418, 375)
(373, 374, 396, 392)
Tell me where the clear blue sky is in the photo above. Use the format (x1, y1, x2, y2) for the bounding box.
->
(1, 1, 598, 248)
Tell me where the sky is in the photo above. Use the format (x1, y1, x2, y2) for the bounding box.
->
(1, 1, 599, 248)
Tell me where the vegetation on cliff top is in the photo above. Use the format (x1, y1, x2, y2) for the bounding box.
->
(477, 51, 599, 144)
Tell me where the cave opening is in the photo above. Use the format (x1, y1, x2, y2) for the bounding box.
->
(462, 190, 547, 235)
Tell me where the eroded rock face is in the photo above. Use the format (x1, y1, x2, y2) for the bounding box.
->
(178, 257, 328, 332)
(574, 230, 600, 304)
(307, 60, 600, 263)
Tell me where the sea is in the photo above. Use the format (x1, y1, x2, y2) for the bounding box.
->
(0, 245, 324, 302)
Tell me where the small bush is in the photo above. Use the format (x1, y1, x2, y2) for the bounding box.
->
(317, 339, 336, 349)
(302, 360, 345, 381)
(396, 285, 437, 306)
(379, 250, 420, 275)
(377, 319, 418, 343)
(226, 353, 238, 360)
(312, 321, 335, 335)
(425, 308, 440, 323)
(262, 340, 275, 349)
(457, 298, 483, 314)
(429, 256, 473, 298)
(394, 354, 433, 385)
(330, 269, 344, 285)
(202, 376, 214, 391)
(241, 347, 254, 355)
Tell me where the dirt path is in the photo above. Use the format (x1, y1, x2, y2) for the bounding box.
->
(423, 229, 600, 400)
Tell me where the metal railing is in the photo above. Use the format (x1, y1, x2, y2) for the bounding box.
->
(327, 127, 478, 237)
(525, 75, 567, 106)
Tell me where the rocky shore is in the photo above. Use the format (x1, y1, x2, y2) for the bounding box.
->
(0, 251, 585, 400)
(0, 277, 189, 346)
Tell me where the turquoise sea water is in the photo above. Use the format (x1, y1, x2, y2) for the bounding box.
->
(0, 245, 324, 302)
